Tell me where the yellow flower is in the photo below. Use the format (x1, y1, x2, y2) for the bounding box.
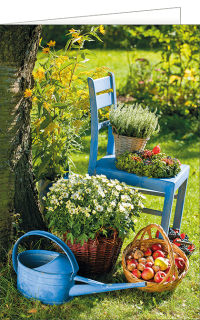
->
(24, 89, 32, 98)
(99, 25, 106, 35)
(42, 47, 50, 54)
(170, 75, 181, 83)
(47, 40, 56, 47)
(33, 67, 45, 81)
(39, 37, 42, 46)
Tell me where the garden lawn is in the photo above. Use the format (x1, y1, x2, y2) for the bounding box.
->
(36, 48, 162, 92)
(1, 129, 199, 320)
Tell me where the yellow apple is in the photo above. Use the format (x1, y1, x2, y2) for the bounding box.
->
(154, 257, 168, 271)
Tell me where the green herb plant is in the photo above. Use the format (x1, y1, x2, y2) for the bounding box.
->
(44, 173, 145, 245)
(109, 102, 160, 139)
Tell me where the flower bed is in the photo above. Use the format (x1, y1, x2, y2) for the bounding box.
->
(116, 146, 181, 179)
(44, 173, 145, 245)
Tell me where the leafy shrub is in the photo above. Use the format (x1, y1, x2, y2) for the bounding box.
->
(109, 102, 160, 138)
(119, 25, 200, 137)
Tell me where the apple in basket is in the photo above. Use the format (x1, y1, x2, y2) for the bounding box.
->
(153, 250, 165, 260)
(154, 271, 166, 283)
(143, 248, 152, 256)
(165, 274, 176, 283)
(154, 257, 168, 271)
(132, 269, 141, 279)
(127, 263, 137, 272)
(141, 267, 154, 280)
(126, 258, 138, 267)
(151, 243, 162, 252)
(145, 261, 154, 268)
(175, 257, 185, 271)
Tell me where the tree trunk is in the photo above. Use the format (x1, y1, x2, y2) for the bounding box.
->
(0, 25, 47, 257)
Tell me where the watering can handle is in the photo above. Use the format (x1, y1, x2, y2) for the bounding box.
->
(12, 230, 79, 277)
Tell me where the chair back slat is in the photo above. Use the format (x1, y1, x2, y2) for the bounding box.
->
(96, 92, 113, 110)
(92, 76, 112, 93)
(88, 72, 116, 175)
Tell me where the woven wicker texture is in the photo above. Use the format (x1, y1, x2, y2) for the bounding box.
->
(64, 230, 122, 274)
(112, 130, 149, 158)
(122, 223, 189, 292)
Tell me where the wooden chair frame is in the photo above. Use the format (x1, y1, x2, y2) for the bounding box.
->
(87, 72, 190, 238)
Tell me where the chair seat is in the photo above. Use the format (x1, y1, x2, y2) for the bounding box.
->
(96, 155, 190, 193)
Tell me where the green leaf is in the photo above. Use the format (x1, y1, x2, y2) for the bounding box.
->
(51, 102, 72, 109)
(35, 81, 42, 95)
(89, 31, 103, 42)
(82, 49, 100, 59)
(42, 85, 54, 94)
(59, 61, 73, 71)
(65, 39, 72, 52)
(39, 117, 51, 129)
(38, 155, 51, 178)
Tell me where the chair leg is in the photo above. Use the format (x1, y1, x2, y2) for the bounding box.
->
(158, 186, 175, 239)
(173, 179, 188, 231)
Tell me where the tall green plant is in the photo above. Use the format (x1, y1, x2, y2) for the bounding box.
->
(29, 26, 109, 181)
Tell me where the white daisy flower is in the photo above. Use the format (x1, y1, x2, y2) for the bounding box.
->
(116, 185, 122, 191)
(139, 201, 144, 209)
(85, 188, 91, 194)
(121, 195, 131, 202)
(69, 208, 75, 214)
(62, 192, 69, 198)
(71, 192, 79, 200)
(111, 201, 116, 207)
(96, 205, 103, 212)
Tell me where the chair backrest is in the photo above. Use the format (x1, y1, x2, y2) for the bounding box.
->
(87, 72, 117, 175)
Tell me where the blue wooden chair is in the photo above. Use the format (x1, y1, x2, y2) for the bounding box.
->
(87, 72, 190, 238)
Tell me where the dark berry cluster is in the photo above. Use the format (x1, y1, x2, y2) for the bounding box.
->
(167, 227, 195, 257)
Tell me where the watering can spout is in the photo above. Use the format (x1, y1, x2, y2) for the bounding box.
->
(69, 275, 147, 297)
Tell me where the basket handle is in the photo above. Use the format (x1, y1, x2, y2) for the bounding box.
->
(12, 230, 79, 278)
(130, 224, 179, 282)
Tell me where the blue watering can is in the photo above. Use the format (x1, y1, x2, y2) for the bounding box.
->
(12, 230, 146, 305)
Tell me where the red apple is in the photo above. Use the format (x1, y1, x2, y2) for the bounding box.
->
(132, 269, 141, 278)
(153, 250, 165, 260)
(151, 243, 162, 252)
(145, 262, 153, 268)
(164, 266, 171, 274)
(166, 274, 176, 283)
(143, 248, 152, 256)
(141, 267, 154, 280)
(165, 258, 171, 266)
(126, 259, 136, 265)
(154, 271, 166, 283)
(175, 257, 185, 271)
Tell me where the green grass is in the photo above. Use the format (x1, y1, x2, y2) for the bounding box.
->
(1, 130, 199, 320)
(36, 48, 162, 91)
(1, 49, 199, 319)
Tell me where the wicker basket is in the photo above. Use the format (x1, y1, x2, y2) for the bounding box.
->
(122, 224, 189, 292)
(63, 229, 123, 274)
(112, 128, 149, 158)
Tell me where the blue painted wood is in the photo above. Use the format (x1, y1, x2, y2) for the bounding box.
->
(87, 72, 190, 237)
(12, 231, 146, 305)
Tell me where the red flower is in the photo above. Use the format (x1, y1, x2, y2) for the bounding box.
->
(152, 145, 161, 155)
